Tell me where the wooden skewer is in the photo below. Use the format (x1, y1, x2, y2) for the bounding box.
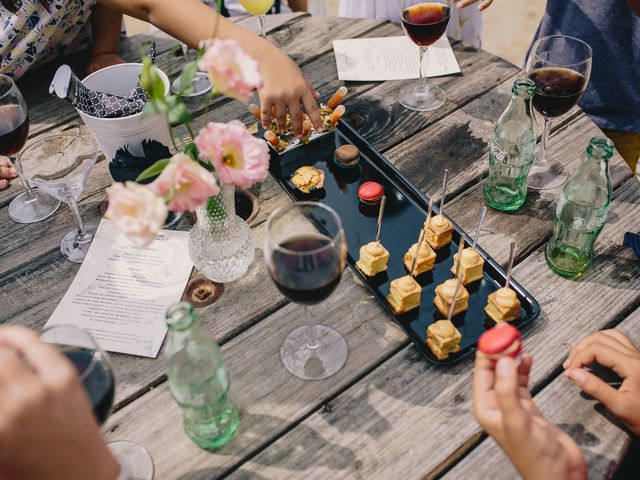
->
(440, 169, 449, 216)
(412, 199, 434, 277)
(374, 195, 387, 243)
(506, 241, 516, 288)
(472, 206, 488, 251)
(448, 234, 466, 320)
(327, 86, 348, 109)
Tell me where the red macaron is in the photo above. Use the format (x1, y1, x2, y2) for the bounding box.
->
(477, 323, 522, 360)
(358, 181, 383, 205)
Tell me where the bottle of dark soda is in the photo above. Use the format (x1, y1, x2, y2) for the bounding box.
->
(484, 78, 537, 211)
(545, 138, 614, 277)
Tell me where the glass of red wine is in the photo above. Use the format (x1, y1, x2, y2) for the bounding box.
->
(526, 35, 592, 190)
(399, 0, 452, 112)
(41, 325, 154, 480)
(0, 74, 61, 223)
(264, 202, 348, 380)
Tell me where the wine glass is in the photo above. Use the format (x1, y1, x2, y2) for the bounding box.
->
(21, 134, 98, 263)
(239, 0, 275, 39)
(41, 325, 154, 480)
(264, 202, 348, 380)
(0, 74, 61, 223)
(526, 35, 592, 190)
(398, 0, 452, 111)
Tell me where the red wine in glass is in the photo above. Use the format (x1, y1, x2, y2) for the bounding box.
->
(401, 2, 451, 47)
(270, 234, 343, 305)
(528, 67, 587, 118)
(62, 346, 115, 425)
(0, 105, 29, 157)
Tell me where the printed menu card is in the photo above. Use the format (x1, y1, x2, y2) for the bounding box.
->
(46, 219, 193, 358)
(333, 35, 461, 82)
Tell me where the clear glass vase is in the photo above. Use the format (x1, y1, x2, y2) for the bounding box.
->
(188, 185, 255, 283)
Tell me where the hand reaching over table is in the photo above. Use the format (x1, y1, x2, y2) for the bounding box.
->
(473, 352, 588, 480)
(0, 159, 16, 191)
(455, 0, 493, 11)
(0, 326, 120, 480)
(564, 329, 640, 436)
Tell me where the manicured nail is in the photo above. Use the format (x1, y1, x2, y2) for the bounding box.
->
(497, 358, 512, 376)
(0, 179, 7, 188)
(562, 358, 570, 369)
(569, 369, 587, 385)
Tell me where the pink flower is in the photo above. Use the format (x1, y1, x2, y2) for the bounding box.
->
(105, 182, 168, 247)
(198, 39, 263, 103)
(195, 120, 269, 189)
(150, 153, 220, 212)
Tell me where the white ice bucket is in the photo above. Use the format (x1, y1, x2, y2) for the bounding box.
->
(78, 63, 171, 173)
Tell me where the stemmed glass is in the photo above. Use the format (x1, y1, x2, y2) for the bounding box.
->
(0, 74, 61, 223)
(21, 134, 98, 263)
(526, 35, 592, 190)
(239, 0, 275, 38)
(399, 0, 452, 111)
(41, 325, 154, 480)
(264, 202, 348, 380)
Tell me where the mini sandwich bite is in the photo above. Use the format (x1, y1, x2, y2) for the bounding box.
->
(434, 278, 470, 317)
(386, 275, 421, 315)
(451, 247, 485, 284)
(478, 323, 522, 360)
(291, 166, 325, 193)
(427, 320, 462, 360)
(356, 241, 389, 277)
(403, 241, 436, 276)
(425, 214, 454, 250)
(333, 144, 360, 169)
(484, 287, 521, 323)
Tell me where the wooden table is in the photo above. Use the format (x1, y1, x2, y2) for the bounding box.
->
(3, 13, 639, 480)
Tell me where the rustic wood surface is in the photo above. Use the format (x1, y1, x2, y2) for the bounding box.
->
(1, 13, 638, 480)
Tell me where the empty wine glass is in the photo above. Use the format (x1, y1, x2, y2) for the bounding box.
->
(0, 74, 61, 223)
(399, 0, 452, 111)
(264, 202, 348, 380)
(239, 0, 275, 38)
(21, 134, 98, 263)
(526, 35, 592, 190)
(42, 325, 154, 480)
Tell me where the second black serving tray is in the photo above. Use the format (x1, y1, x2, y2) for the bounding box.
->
(268, 122, 540, 365)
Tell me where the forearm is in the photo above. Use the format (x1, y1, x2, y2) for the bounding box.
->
(91, 3, 123, 55)
(99, 0, 274, 58)
(287, 0, 308, 11)
(627, 0, 640, 15)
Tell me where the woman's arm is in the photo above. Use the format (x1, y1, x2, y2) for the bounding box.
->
(98, 0, 322, 136)
(88, 3, 125, 75)
(287, 0, 308, 11)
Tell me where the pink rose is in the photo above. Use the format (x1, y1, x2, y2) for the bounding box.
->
(150, 153, 220, 212)
(105, 182, 168, 247)
(195, 120, 270, 189)
(198, 39, 263, 103)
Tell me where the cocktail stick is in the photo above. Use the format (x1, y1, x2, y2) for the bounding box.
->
(375, 195, 387, 243)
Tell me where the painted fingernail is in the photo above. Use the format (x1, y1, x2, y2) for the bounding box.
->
(0, 179, 7, 188)
(9, 167, 16, 175)
(569, 369, 587, 384)
(562, 358, 570, 369)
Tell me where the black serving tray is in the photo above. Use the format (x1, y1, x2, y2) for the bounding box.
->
(268, 122, 540, 365)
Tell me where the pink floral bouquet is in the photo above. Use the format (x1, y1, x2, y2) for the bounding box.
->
(106, 39, 270, 247)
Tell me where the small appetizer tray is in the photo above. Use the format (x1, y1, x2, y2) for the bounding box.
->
(268, 121, 540, 365)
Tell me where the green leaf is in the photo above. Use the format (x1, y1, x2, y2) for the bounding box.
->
(179, 62, 198, 96)
(140, 58, 166, 102)
(167, 102, 192, 126)
(136, 158, 171, 182)
(184, 142, 199, 162)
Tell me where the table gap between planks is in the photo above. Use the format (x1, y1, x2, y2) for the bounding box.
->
(1, 13, 638, 480)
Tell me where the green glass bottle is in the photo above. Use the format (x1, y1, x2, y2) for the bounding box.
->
(545, 138, 614, 278)
(484, 78, 537, 211)
(164, 302, 239, 449)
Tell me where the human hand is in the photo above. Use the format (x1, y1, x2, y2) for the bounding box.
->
(257, 47, 322, 138)
(86, 53, 125, 76)
(456, 0, 493, 11)
(473, 352, 587, 480)
(0, 159, 17, 190)
(0, 326, 120, 480)
(564, 329, 640, 435)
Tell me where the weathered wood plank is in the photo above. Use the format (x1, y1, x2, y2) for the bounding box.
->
(224, 178, 640, 480)
(444, 307, 640, 480)
(103, 271, 409, 479)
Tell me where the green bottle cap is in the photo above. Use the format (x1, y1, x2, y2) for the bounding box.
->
(587, 137, 615, 160)
(512, 78, 536, 98)
(166, 301, 196, 331)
